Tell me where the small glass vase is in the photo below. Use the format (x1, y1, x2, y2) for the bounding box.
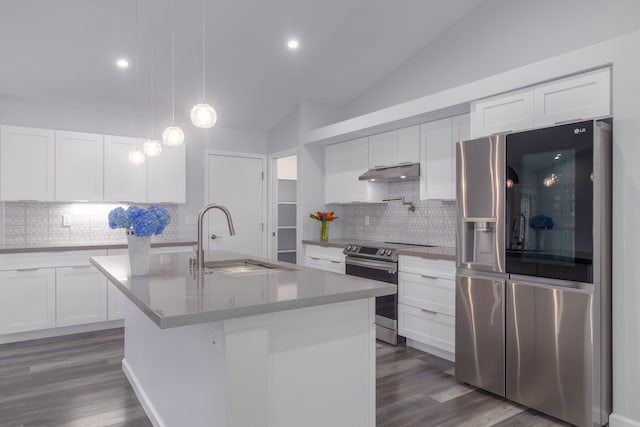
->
(126, 230, 152, 276)
(320, 221, 329, 241)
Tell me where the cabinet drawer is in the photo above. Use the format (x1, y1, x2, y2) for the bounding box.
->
(398, 256, 455, 280)
(305, 256, 345, 274)
(399, 272, 454, 316)
(398, 304, 455, 354)
(304, 244, 345, 262)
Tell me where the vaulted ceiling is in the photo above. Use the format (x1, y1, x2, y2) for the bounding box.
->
(0, 0, 487, 131)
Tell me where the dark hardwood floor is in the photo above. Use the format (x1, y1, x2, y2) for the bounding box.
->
(0, 328, 569, 426)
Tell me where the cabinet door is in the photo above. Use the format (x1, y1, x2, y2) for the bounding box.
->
(104, 136, 147, 202)
(107, 283, 125, 320)
(147, 144, 186, 203)
(393, 125, 420, 164)
(0, 126, 55, 201)
(324, 143, 350, 204)
(368, 131, 393, 168)
(420, 118, 454, 200)
(55, 131, 104, 201)
(0, 268, 55, 334)
(470, 88, 534, 138)
(56, 266, 107, 327)
(348, 137, 372, 202)
(534, 67, 611, 127)
(451, 114, 470, 199)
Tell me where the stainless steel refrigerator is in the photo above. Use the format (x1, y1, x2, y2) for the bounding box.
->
(455, 120, 611, 427)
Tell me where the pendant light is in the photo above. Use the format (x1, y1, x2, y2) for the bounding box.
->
(190, 0, 217, 128)
(129, 0, 146, 164)
(129, 148, 146, 164)
(143, 21, 161, 157)
(162, 0, 185, 146)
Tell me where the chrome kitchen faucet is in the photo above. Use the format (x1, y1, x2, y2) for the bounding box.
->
(195, 203, 236, 268)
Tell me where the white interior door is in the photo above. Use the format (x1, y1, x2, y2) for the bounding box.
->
(207, 154, 265, 257)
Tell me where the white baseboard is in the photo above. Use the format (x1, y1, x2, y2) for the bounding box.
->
(122, 359, 167, 427)
(610, 413, 640, 427)
(0, 319, 124, 344)
(406, 338, 454, 362)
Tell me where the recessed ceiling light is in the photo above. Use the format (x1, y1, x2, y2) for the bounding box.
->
(116, 58, 129, 68)
(287, 39, 299, 50)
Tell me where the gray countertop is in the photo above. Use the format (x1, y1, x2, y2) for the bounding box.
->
(302, 239, 456, 261)
(0, 240, 196, 254)
(90, 250, 396, 329)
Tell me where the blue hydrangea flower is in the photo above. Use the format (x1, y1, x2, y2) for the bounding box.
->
(148, 205, 171, 234)
(108, 207, 131, 229)
(529, 215, 554, 230)
(108, 205, 172, 236)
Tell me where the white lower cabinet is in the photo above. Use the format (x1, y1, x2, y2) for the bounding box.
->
(398, 256, 455, 361)
(107, 283, 126, 320)
(304, 244, 345, 274)
(55, 266, 107, 327)
(0, 268, 56, 335)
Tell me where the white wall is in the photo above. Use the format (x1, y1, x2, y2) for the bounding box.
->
(0, 96, 269, 240)
(268, 109, 298, 154)
(344, 0, 640, 119)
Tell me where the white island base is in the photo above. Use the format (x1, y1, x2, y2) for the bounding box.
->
(122, 297, 376, 427)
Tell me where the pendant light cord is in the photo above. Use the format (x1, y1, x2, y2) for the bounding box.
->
(135, 0, 139, 138)
(150, 32, 154, 138)
(202, 0, 206, 100)
(171, 0, 175, 124)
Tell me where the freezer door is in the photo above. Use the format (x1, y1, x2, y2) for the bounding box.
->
(506, 280, 593, 426)
(455, 274, 505, 396)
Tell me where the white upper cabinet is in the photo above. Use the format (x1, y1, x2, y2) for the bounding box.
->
(368, 132, 393, 168)
(533, 67, 611, 127)
(147, 144, 186, 203)
(325, 137, 386, 204)
(393, 125, 420, 164)
(55, 131, 104, 202)
(104, 135, 147, 202)
(368, 125, 419, 168)
(420, 114, 469, 201)
(470, 67, 611, 138)
(470, 88, 534, 138)
(0, 125, 55, 201)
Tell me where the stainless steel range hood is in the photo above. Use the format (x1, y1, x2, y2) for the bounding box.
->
(358, 163, 420, 182)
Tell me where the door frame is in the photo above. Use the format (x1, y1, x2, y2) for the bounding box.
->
(204, 150, 268, 257)
(267, 148, 297, 260)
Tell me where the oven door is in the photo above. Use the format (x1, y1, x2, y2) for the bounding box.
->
(345, 256, 398, 328)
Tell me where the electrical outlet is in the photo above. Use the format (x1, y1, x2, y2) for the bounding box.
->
(62, 215, 72, 227)
(365, 216, 370, 226)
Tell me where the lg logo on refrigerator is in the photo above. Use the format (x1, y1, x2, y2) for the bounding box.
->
(574, 128, 587, 134)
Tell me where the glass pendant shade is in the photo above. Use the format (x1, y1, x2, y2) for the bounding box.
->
(142, 139, 162, 156)
(162, 126, 185, 146)
(129, 149, 146, 164)
(190, 103, 217, 128)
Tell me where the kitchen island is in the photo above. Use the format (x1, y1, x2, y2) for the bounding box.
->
(90, 250, 396, 427)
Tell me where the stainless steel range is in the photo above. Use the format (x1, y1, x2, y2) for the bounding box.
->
(343, 242, 406, 345)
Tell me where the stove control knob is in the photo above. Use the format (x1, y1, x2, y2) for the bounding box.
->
(386, 249, 392, 256)
(353, 246, 358, 252)
(346, 245, 352, 251)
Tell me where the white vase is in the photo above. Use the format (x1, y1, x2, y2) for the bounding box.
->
(127, 230, 152, 276)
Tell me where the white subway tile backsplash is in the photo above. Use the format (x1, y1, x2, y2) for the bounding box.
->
(3, 202, 178, 245)
(341, 180, 456, 247)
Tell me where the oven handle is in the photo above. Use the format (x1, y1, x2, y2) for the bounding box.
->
(345, 257, 397, 274)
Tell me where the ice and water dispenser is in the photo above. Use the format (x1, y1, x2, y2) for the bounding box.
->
(456, 135, 505, 273)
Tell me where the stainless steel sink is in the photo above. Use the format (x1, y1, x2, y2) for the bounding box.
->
(203, 259, 297, 275)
